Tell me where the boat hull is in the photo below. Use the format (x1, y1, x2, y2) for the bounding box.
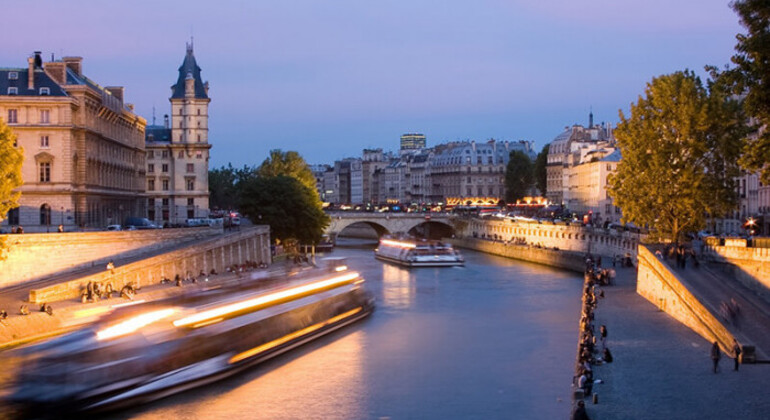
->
(374, 253, 465, 267)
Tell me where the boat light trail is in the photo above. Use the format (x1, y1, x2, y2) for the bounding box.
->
(173, 272, 360, 328)
(381, 239, 417, 249)
(228, 307, 363, 364)
(96, 308, 177, 341)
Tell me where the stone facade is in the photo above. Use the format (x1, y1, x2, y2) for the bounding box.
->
(0, 52, 147, 232)
(145, 43, 211, 225)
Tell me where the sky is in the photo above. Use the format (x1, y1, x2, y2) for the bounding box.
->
(1, 0, 744, 168)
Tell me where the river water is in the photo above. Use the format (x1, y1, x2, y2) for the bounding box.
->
(98, 241, 582, 420)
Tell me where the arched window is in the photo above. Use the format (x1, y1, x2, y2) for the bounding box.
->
(7, 207, 19, 225)
(40, 204, 51, 226)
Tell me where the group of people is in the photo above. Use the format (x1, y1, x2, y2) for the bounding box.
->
(0, 304, 53, 326)
(573, 255, 616, 420)
(720, 298, 742, 329)
(711, 339, 743, 373)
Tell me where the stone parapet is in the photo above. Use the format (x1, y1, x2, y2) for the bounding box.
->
(28, 226, 270, 304)
(0, 227, 222, 288)
(702, 245, 770, 293)
(637, 245, 736, 354)
(449, 237, 586, 273)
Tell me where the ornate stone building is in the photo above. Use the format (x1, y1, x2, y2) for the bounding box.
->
(0, 52, 147, 232)
(144, 43, 211, 225)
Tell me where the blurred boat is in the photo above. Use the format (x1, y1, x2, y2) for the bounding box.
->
(374, 236, 464, 267)
(7, 259, 374, 415)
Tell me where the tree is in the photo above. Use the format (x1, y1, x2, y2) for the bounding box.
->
(607, 70, 746, 245)
(724, 0, 770, 183)
(533, 143, 549, 197)
(0, 118, 23, 256)
(209, 163, 255, 210)
(504, 150, 533, 203)
(238, 175, 330, 245)
(257, 149, 317, 192)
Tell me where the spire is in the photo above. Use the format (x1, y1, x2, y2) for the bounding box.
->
(589, 107, 594, 128)
(171, 42, 208, 99)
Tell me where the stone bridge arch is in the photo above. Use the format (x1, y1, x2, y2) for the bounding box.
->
(326, 213, 456, 243)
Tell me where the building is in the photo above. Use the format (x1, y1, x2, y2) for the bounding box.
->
(1, 52, 147, 232)
(361, 148, 389, 204)
(332, 159, 363, 204)
(309, 163, 331, 201)
(562, 148, 621, 225)
(400, 133, 426, 152)
(546, 114, 614, 205)
(144, 43, 212, 225)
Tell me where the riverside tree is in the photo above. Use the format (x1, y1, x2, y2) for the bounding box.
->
(238, 175, 330, 246)
(257, 149, 317, 192)
(0, 118, 24, 256)
(504, 150, 534, 203)
(608, 70, 746, 245)
(724, 0, 770, 183)
(533, 144, 549, 197)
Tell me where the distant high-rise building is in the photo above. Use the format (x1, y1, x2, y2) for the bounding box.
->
(400, 133, 426, 151)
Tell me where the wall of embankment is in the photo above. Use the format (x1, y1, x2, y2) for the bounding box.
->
(448, 237, 586, 273)
(0, 227, 222, 288)
(702, 245, 770, 299)
(28, 226, 272, 304)
(636, 245, 736, 354)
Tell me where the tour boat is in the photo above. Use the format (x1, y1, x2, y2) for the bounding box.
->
(374, 236, 464, 267)
(7, 260, 374, 415)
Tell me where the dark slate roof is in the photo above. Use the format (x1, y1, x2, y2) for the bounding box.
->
(0, 68, 68, 97)
(600, 149, 621, 162)
(171, 44, 208, 99)
(145, 125, 172, 142)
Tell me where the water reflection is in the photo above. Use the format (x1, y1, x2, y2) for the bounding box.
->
(381, 263, 415, 309)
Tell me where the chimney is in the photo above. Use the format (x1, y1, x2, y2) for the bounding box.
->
(164, 114, 169, 129)
(185, 72, 195, 98)
(43, 62, 67, 85)
(28, 56, 35, 90)
(62, 56, 83, 76)
(105, 86, 124, 102)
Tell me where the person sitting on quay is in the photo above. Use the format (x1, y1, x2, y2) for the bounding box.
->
(571, 400, 591, 420)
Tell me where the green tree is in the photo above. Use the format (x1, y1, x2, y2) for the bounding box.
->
(504, 150, 534, 202)
(209, 163, 255, 210)
(608, 70, 746, 245)
(238, 175, 330, 245)
(0, 118, 24, 256)
(724, 0, 770, 183)
(257, 149, 317, 192)
(533, 143, 549, 197)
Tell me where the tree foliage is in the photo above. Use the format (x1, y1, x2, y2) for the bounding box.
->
(608, 70, 746, 244)
(238, 175, 329, 245)
(257, 149, 317, 192)
(209, 163, 255, 210)
(723, 0, 770, 183)
(533, 143, 549, 196)
(504, 150, 534, 203)
(0, 118, 23, 255)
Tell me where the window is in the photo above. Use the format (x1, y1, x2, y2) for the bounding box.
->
(187, 209, 195, 218)
(148, 179, 155, 191)
(148, 198, 155, 207)
(40, 109, 50, 124)
(605, 204, 611, 214)
(178, 150, 184, 158)
(162, 198, 169, 206)
(162, 164, 169, 173)
(162, 179, 169, 191)
(7, 87, 17, 95)
(7, 109, 17, 123)
(186, 163, 194, 173)
(8, 72, 18, 80)
(147, 151, 154, 159)
(197, 135, 201, 142)
(148, 164, 155, 173)
(179, 121, 182, 128)
(161, 150, 169, 158)
(187, 198, 194, 205)
(197, 109, 200, 115)
(186, 179, 194, 191)
(39, 162, 51, 182)
(40, 135, 49, 148)
(7, 207, 19, 225)
(40, 204, 51, 226)
(196, 151, 203, 159)
(197, 121, 200, 127)
(39, 87, 50, 95)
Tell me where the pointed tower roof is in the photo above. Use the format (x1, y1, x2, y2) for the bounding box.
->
(171, 42, 208, 99)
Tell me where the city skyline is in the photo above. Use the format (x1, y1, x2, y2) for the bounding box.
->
(1, 0, 743, 167)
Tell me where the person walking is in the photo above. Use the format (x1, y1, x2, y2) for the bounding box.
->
(732, 339, 742, 372)
(711, 341, 721, 373)
(571, 400, 591, 420)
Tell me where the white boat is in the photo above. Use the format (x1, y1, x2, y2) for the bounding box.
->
(374, 236, 464, 267)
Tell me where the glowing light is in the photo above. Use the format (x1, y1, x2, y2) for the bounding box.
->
(334, 265, 348, 272)
(380, 239, 417, 249)
(228, 307, 363, 364)
(173, 272, 360, 328)
(96, 308, 177, 341)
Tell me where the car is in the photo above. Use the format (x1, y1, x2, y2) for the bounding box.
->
(123, 217, 160, 230)
(105, 224, 122, 231)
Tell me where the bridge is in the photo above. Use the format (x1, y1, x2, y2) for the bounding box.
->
(325, 212, 455, 242)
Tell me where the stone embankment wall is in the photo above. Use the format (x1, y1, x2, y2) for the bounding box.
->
(637, 245, 735, 353)
(448, 237, 586, 273)
(702, 245, 770, 296)
(459, 218, 641, 260)
(29, 226, 271, 304)
(0, 227, 222, 288)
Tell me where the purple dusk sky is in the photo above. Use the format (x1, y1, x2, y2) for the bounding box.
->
(1, 0, 743, 167)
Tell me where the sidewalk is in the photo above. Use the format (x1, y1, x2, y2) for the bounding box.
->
(583, 264, 770, 419)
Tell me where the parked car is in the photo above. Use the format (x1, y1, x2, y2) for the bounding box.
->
(123, 217, 160, 230)
(105, 224, 122, 231)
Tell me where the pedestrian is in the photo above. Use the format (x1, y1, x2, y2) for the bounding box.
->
(57, 224, 64, 233)
(106, 260, 115, 275)
(711, 341, 721, 373)
(733, 339, 742, 371)
(571, 400, 591, 420)
(600, 325, 607, 343)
